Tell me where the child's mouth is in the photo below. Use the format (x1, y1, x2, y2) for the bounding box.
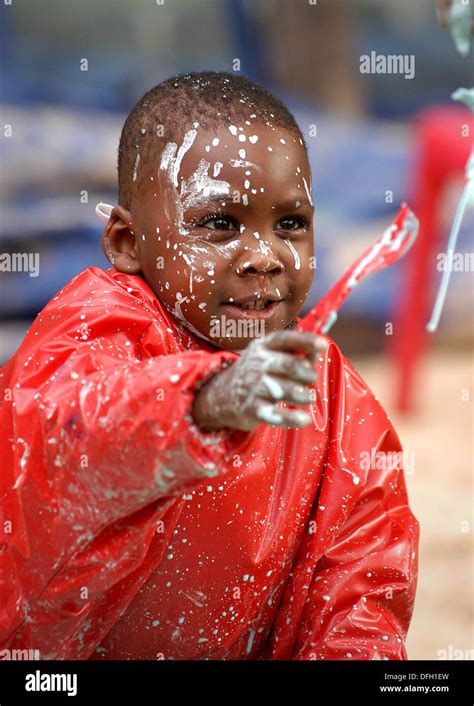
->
(235, 299, 271, 311)
(220, 298, 282, 318)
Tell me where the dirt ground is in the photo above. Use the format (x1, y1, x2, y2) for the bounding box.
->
(354, 350, 473, 661)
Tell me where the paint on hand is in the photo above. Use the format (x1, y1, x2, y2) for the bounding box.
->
(262, 375, 284, 400)
(447, 0, 472, 56)
(452, 87, 474, 114)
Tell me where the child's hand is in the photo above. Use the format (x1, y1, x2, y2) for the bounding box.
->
(435, 0, 474, 33)
(192, 331, 328, 432)
(436, 0, 452, 28)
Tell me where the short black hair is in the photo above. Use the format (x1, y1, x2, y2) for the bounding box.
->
(117, 71, 306, 210)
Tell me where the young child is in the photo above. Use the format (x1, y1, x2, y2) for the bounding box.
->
(0, 72, 419, 660)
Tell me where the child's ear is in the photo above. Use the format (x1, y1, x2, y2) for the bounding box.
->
(101, 205, 141, 274)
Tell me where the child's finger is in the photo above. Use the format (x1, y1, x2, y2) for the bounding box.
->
(435, 0, 451, 29)
(261, 351, 318, 384)
(264, 331, 328, 359)
(260, 375, 313, 406)
(255, 402, 312, 429)
(436, 7, 448, 28)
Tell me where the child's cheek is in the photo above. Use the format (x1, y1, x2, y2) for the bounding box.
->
(159, 185, 180, 229)
(150, 239, 214, 305)
(177, 238, 238, 276)
(153, 171, 187, 237)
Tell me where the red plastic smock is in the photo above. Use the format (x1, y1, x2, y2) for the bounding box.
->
(0, 265, 419, 660)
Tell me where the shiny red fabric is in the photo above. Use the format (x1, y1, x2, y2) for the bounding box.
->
(0, 266, 419, 660)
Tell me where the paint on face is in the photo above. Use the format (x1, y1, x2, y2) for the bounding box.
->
(302, 177, 313, 207)
(284, 238, 301, 270)
(172, 128, 198, 187)
(132, 148, 140, 183)
(230, 159, 259, 169)
(133, 120, 314, 352)
(160, 129, 231, 237)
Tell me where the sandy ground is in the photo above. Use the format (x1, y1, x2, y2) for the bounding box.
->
(354, 350, 473, 661)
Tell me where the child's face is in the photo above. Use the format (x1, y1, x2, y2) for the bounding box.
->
(114, 121, 314, 352)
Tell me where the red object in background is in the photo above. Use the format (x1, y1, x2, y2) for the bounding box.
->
(390, 106, 472, 413)
(298, 203, 418, 336)
(0, 267, 419, 660)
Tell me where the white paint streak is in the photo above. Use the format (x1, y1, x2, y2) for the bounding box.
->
(284, 238, 301, 270)
(303, 177, 313, 207)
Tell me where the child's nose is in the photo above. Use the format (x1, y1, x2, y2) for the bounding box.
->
(235, 251, 284, 277)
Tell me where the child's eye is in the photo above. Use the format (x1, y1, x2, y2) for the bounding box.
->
(195, 214, 238, 231)
(275, 216, 310, 232)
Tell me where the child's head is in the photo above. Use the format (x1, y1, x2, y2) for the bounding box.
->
(103, 71, 314, 352)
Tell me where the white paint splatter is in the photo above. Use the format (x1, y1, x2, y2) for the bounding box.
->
(230, 159, 259, 169)
(284, 238, 301, 270)
(171, 128, 198, 187)
(341, 467, 361, 485)
(132, 149, 140, 182)
(303, 177, 313, 206)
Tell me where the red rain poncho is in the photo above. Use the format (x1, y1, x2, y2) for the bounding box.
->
(0, 265, 419, 660)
